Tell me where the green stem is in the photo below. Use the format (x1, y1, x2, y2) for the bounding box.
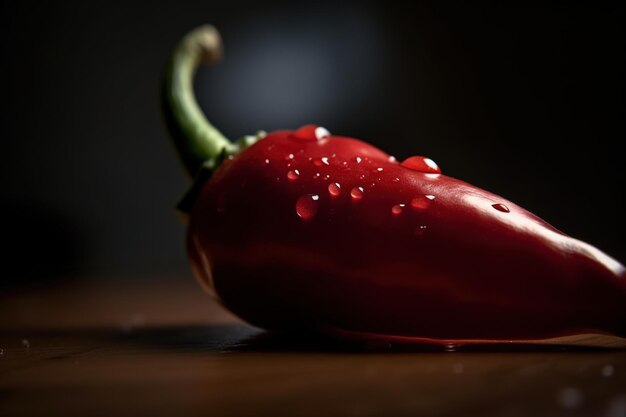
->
(162, 25, 237, 177)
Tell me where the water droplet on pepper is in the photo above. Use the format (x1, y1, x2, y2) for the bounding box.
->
(411, 194, 436, 210)
(350, 187, 364, 202)
(287, 170, 300, 181)
(296, 194, 319, 221)
(293, 125, 316, 141)
(401, 156, 441, 174)
(315, 126, 330, 140)
(492, 203, 510, 213)
(391, 204, 405, 215)
(328, 182, 341, 197)
(292, 125, 330, 141)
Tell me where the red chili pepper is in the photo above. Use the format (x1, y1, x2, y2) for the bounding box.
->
(162, 26, 626, 344)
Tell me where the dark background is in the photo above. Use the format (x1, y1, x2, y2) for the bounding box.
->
(2, 2, 624, 285)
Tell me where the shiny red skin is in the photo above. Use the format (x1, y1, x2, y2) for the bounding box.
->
(187, 129, 626, 342)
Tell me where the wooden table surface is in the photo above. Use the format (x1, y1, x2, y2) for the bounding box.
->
(1, 276, 625, 417)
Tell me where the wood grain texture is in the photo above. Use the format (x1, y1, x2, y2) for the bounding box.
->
(1, 276, 625, 417)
